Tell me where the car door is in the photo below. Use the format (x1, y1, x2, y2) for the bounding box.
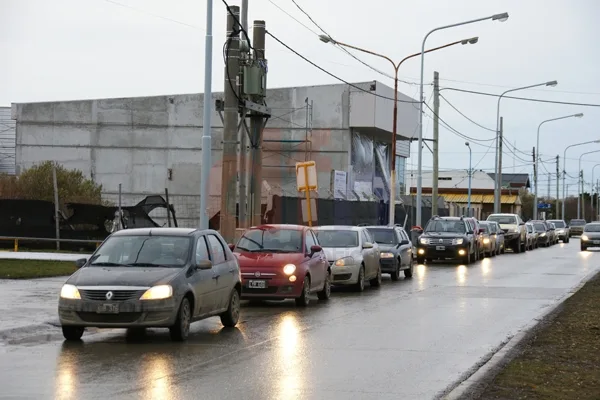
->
(206, 234, 232, 310)
(397, 229, 411, 267)
(304, 229, 324, 291)
(191, 236, 219, 316)
(361, 229, 377, 277)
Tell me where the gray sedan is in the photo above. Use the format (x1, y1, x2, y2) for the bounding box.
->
(58, 228, 242, 342)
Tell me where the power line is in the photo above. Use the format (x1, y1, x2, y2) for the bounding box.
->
(102, 0, 204, 30)
(439, 94, 495, 132)
(424, 103, 495, 142)
(438, 77, 600, 96)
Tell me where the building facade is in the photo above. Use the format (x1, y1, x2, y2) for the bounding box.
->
(12, 81, 418, 227)
(0, 107, 16, 175)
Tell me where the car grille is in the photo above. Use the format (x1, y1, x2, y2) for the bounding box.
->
(333, 273, 352, 281)
(79, 289, 146, 302)
(428, 238, 454, 245)
(77, 312, 142, 323)
(502, 229, 509, 233)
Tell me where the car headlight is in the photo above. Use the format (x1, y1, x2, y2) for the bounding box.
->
(452, 238, 464, 245)
(581, 234, 589, 241)
(283, 264, 296, 275)
(511, 228, 519, 233)
(335, 256, 355, 266)
(60, 284, 81, 300)
(420, 238, 430, 245)
(557, 229, 564, 234)
(140, 285, 173, 300)
(540, 232, 546, 237)
(483, 238, 490, 244)
(380, 252, 394, 258)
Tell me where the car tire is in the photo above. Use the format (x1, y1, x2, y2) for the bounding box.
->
(390, 260, 401, 282)
(464, 250, 471, 265)
(295, 276, 311, 307)
(220, 288, 241, 327)
(416, 256, 425, 264)
(370, 266, 382, 288)
(62, 326, 84, 341)
(170, 297, 192, 342)
(317, 271, 331, 300)
(354, 266, 366, 292)
(514, 240, 521, 253)
(404, 259, 414, 278)
(581, 245, 587, 251)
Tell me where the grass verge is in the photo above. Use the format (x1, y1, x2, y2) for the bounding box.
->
(0, 259, 77, 279)
(478, 273, 600, 400)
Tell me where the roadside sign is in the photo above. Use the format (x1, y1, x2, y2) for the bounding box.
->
(296, 161, 318, 226)
(537, 203, 551, 209)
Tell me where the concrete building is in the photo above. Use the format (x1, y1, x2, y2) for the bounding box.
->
(12, 81, 418, 227)
(0, 107, 16, 175)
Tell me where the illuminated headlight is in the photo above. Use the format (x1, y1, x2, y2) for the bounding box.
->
(483, 238, 490, 244)
(511, 228, 519, 233)
(420, 238, 430, 245)
(60, 284, 81, 300)
(452, 238, 464, 245)
(581, 234, 589, 241)
(557, 229, 565, 234)
(335, 257, 355, 267)
(380, 252, 394, 258)
(418, 248, 425, 255)
(458, 249, 466, 256)
(140, 285, 173, 300)
(540, 232, 546, 237)
(283, 264, 296, 275)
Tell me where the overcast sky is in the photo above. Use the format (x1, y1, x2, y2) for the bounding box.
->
(2, 0, 600, 193)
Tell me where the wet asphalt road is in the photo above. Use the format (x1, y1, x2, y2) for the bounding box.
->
(1, 240, 598, 400)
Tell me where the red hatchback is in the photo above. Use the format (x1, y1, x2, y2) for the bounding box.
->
(232, 224, 331, 306)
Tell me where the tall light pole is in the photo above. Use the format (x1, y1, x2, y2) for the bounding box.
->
(465, 142, 472, 216)
(578, 149, 600, 219)
(493, 80, 558, 213)
(562, 140, 600, 218)
(319, 35, 478, 226)
(591, 163, 600, 220)
(199, 0, 214, 230)
(417, 12, 509, 226)
(534, 113, 584, 219)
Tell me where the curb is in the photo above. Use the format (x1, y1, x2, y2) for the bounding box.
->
(440, 268, 600, 400)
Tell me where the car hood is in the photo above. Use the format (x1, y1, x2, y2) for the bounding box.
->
(422, 232, 466, 238)
(235, 252, 306, 270)
(375, 243, 398, 252)
(583, 232, 600, 238)
(68, 266, 181, 287)
(497, 223, 518, 231)
(321, 247, 362, 262)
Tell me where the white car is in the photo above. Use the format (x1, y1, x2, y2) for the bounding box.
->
(314, 226, 381, 291)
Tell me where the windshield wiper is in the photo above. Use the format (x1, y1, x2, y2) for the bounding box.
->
(129, 263, 169, 268)
(89, 262, 129, 267)
(235, 246, 250, 252)
(250, 248, 296, 253)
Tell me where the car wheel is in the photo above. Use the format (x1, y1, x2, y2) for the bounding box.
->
(62, 326, 84, 341)
(220, 288, 241, 327)
(514, 240, 521, 253)
(404, 259, 414, 278)
(416, 256, 425, 264)
(354, 266, 365, 292)
(295, 276, 311, 307)
(464, 250, 471, 265)
(390, 259, 401, 281)
(170, 297, 191, 342)
(581, 245, 587, 251)
(370, 266, 382, 287)
(317, 271, 331, 300)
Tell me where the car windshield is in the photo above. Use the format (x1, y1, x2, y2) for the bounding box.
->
(487, 215, 518, 225)
(315, 230, 359, 247)
(89, 235, 191, 267)
(571, 219, 586, 226)
(480, 224, 490, 233)
(550, 220, 565, 228)
(526, 224, 533, 232)
(533, 223, 546, 232)
(584, 224, 600, 232)
(425, 220, 466, 233)
(367, 229, 397, 244)
(236, 228, 303, 253)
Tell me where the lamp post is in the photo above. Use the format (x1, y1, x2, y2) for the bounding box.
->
(319, 35, 478, 226)
(591, 163, 600, 220)
(533, 113, 584, 219)
(417, 12, 509, 226)
(577, 149, 600, 219)
(562, 140, 600, 218)
(465, 142, 472, 216)
(493, 80, 558, 213)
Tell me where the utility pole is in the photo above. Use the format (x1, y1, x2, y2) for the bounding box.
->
(547, 174, 551, 204)
(578, 170, 582, 219)
(596, 180, 599, 221)
(513, 140, 516, 172)
(238, 0, 249, 229)
(496, 117, 503, 213)
(582, 171, 586, 221)
(532, 147, 536, 218)
(431, 71, 440, 216)
(219, 5, 240, 242)
(556, 155, 560, 219)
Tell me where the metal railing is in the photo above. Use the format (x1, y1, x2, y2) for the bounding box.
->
(0, 236, 103, 252)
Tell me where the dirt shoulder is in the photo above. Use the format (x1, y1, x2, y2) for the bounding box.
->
(477, 273, 600, 400)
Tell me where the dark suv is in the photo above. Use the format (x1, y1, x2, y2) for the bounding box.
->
(417, 216, 478, 264)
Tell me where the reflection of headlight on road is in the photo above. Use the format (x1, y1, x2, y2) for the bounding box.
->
(380, 252, 394, 258)
(581, 234, 589, 241)
(60, 284, 81, 300)
(335, 257, 354, 266)
(483, 238, 490, 244)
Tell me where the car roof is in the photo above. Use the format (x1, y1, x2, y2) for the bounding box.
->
(247, 224, 306, 231)
(585, 222, 600, 225)
(314, 225, 363, 231)
(111, 227, 199, 237)
(363, 225, 401, 230)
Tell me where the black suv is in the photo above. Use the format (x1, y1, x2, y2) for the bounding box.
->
(416, 216, 477, 264)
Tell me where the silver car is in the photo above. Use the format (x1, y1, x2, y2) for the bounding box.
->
(58, 228, 242, 342)
(314, 226, 381, 291)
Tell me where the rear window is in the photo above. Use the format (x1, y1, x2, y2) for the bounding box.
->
(533, 223, 546, 231)
(570, 219, 586, 226)
(315, 230, 359, 248)
(487, 215, 517, 225)
(584, 224, 600, 232)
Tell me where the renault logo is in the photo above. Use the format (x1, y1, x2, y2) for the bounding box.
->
(254, 271, 261, 277)
(106, 291, 113, 300)
(439, 239, 443, 243)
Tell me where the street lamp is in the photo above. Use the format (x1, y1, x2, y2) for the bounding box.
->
(319, 35, 479, 226)
(465, 142, 472, 216)
(591, 163, 600, 220)
(493, 80, 558, 213)
(533, 113, 584, 219)
(417, 12, 509, 226)
(562, 140, 600, 218)
(578, 149, 600, 219)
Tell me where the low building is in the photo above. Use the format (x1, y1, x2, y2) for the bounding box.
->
(12, 81, 418, 227)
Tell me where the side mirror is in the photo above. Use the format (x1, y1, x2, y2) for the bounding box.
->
(309, 245, 322, 255)
(400, 240, 409, 246)
(228, 243, 235, 251)
(519, 222, 525, 225)
(74, 258, 87, 269)
(196, 260, 213, 270)
(362, 242, 374, 249)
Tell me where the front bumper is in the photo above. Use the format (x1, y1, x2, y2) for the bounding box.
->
(241, 276, 303, 299)
(570, 228, 583, 236)
(58, 297, 178, 328)
(330, 264, 361, 285)
(503, 232, 520, 241)
(378, 256, 399, 273)
(581, 238, 600, 247)
(416, 245, 469, 260)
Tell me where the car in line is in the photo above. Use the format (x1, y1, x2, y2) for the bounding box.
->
(531, 221, 552, 247)
(416, 216, 478, 264)
(58, 228, 242, 342)
(232, 224, 331, 306)
(487, 221, 505, 254)
(314, 226, 381, 291)
(364, 225, 414, 281)
(487, 213, 527, 253)
(478, 221, 498, 257)
(525, 222, 538, 250)
(547, 219, 570, 243)
(464, 217, 486, 259)
(569, 219, 586, 237)
(580, 222, 600, 251)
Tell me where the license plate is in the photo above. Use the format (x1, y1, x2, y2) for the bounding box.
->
(436, 246, 445, 251)
(96, 303, 119, 314)
(248, 280, 267, 289)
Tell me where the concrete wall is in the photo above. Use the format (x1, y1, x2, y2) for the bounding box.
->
(0, 107, 15, 174)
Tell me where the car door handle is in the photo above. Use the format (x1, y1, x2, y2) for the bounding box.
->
(212, 274, 220, 280)
(228, 268, 235, 273)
